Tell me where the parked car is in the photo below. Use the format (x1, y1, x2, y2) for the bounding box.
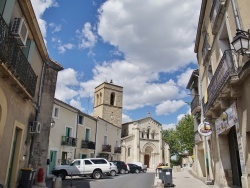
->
(109, 160, 128, 174)
(127, 163, 142, 173)
(131, 162, 147, 172)
(108, 162, 118, 176)
(52, 158, 111, 180)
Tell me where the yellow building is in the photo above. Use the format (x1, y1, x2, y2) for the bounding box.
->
(193, 0, 250, 187)
(0, 0, 62, 187)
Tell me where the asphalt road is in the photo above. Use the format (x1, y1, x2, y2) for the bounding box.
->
(46, 172, 156, 188)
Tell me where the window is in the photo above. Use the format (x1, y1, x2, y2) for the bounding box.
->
(128, 147, 131, 157)
(78, 115, 83, 125)
(147, 129, 150, 139)
(84, 160, 92, 165)
(53, 107, 59, 118)
(106, 124, 108, 131)
(110, 92, 115, 106)
(91, 159, 108, 164)
(104, 136, 107, 145)
(66, 127, 72, 137)
(96, 94, 99, 105)
(0, 0, 7, 14)
(100, 92, 102, 104)
(142, 131, 144, 138)
(115, 141, 119, 147)
(152, 132, 155, 139)
(70, 160, 80, 166)
(85, 128, 90, 141)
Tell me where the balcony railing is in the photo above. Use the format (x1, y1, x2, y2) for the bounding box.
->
(202, 50, 237, 113)
(114, 147, 121, 154)
(0, 14, 37, 97)
(81, 140, 95, 150)
(191, 95, 200, 113)
(102, 144, 111, 152)
(61, 136, 77, 147)
(209, 0, 226, 34)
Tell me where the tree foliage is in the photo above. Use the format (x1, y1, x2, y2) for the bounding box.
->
(163, 114, 194, 158)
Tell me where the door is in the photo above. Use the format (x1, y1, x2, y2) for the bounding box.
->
(228, 126, 242, 186)
(49, 151, 57, 174)
(144, 154, 150, 168)
(69, 160, 81, 174)
(62, 152, 68, 164)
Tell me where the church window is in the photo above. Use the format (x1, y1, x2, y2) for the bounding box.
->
(141, 131, 144, 138)
(96, 94, 99, 105)
(99, 92, 102, 105)
(128, 147, 131, 157)
(110, 92, 115, 106)
(147, 129, 150, 139)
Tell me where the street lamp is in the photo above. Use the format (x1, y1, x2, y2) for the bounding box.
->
(231, 29, 250, 56)
(50, 118, 55, 128)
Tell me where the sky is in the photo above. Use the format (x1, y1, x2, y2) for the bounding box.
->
(30, 0, 201, 129)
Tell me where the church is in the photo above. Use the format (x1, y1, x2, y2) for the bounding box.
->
(94, 81, 170, 169)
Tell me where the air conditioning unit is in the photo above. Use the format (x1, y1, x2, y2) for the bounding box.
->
(11, 17, 29, 46)
(30, 121, 41, 134)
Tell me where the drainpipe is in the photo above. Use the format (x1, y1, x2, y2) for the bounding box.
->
(231, 0, 241, 30)
(94, 118, 98, 157)
(28, 62, 46, 166)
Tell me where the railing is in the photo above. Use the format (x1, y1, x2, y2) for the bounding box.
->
(202, 50, 236, 113)
(0, 14, 37, 97)
(81, 140, 95, 150)
(114, 147, 121, 153)
(191, 95, 200, 113)
(210, 0, 226, 33)
(102, 144, 111, 152)
(61, 136, 77, 147)
(202, 34, 211, 61)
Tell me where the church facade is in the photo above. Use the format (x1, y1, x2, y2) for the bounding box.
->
(121, 116, 170, 169)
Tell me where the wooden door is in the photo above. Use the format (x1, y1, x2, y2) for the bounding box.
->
(144, 154, 150, 168)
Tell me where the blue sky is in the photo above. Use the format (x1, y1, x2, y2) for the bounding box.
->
(31, 0, 201, 129)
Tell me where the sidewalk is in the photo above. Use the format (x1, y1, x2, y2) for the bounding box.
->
(154, 169, 219, 188)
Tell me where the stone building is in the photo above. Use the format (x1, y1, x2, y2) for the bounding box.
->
(192, 0, 250, 187)
(0, 0, 62, 187)
(121, 115, 170, 169)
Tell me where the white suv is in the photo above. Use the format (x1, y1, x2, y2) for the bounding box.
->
(52, 158, 111, 179)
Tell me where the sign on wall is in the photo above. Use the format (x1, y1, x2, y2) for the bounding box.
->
(198, 122, 212, 136)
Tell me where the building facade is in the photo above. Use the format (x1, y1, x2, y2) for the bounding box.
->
(0, 0, 62, 187)
(193, 0, 250, 187)
(121, 116, 170, 169)
(48, 99, 97, 176)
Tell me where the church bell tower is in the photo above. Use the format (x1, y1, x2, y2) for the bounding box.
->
(93, 81, 123, 128)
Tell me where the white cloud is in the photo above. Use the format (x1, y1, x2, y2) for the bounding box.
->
(98, 0, 200, 72)
(69, 98, 85, 112)
(177, 68, 194, 87)
(162, 123, 176, 130)
(77, 22, 97, 49)
(55, 68, 80, 101)
(58, 43, 75, 53)
(122, 114, 133, 124)
(177, 114, 186, 122)
(49, 23, 62, 33)
(155, 100, 186, 116)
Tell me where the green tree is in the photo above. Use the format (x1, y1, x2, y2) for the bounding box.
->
(163, 114, 194, 158)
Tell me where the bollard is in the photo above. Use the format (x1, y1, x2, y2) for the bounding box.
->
(37, 168, 44, 183)
(53, 177, 62, 188)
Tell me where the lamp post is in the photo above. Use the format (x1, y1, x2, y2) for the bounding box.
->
(231, 29, 250, 56)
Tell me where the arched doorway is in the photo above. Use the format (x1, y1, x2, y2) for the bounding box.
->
(144, 146, 153, 168)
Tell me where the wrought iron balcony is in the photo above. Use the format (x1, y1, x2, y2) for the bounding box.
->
(202, 50, 237, 114)
(191, 95, 200, 114)
(102, 144, 111, 152)
(114, 147, 121, 154)
(81, 140, 95, 150)
(61, 136, 77, 147)
(0, 14, 37, 98)
(209, 0, 226, 34)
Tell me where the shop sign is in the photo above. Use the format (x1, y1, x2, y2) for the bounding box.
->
(198, 122, 212, 136)
(215, 103, 238, 135)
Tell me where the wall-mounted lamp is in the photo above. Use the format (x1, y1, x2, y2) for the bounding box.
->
(50, 118, 55, 128)
(231, 29, 250, 56)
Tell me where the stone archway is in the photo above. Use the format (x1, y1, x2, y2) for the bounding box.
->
(143, 145, 153, 168)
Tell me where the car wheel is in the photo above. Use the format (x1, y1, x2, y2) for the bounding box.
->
(120, 169, 126, 174)
(110, 170, 116, 176)
(58, 170, 66, 180)
(135, 169, 139, 174)
(93, 170, 102, 179)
